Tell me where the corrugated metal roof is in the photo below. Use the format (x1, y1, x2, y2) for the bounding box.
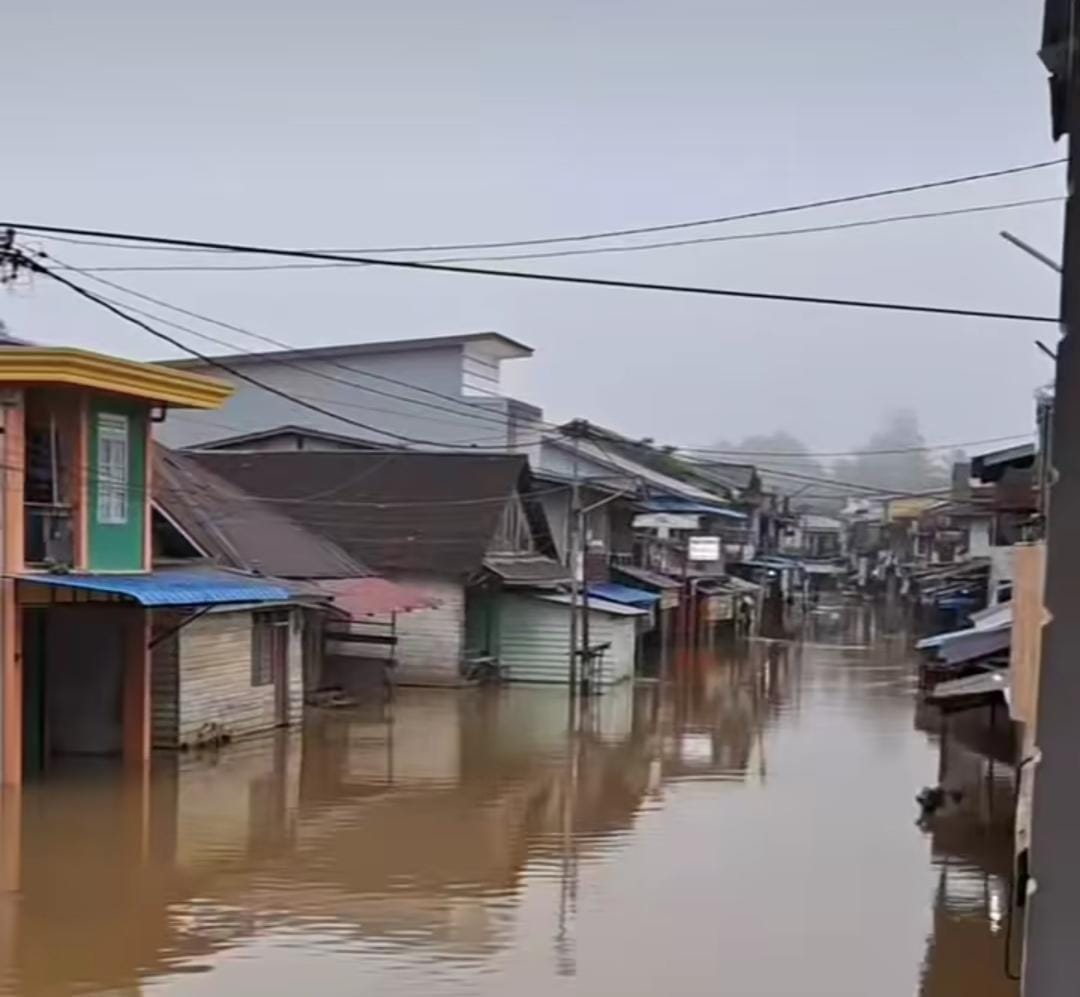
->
(155, 446, 370, 580)
(925, 627, 1011, 666)
(543, 436, 733, 507)
(18, 569, 293, 607)
(690, 461, 758, 492)
(195, 424, 393, 452)
(639, 496, 745, 519)
(316, 577, 441, 617)
(929, 669, 1008, 702)
(190, 450, 553, 576)
(917, 604, 1012, 650)
(484, 554, 570, 587)
(611, 564, 683, 590)
(587, 582, 660, 608)
(537, 593, 648, 617)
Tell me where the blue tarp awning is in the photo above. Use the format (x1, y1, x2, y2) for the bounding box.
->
(639, 496, 746, 520)
(18, 570, 293, 607)
(586, 582, 661, 608)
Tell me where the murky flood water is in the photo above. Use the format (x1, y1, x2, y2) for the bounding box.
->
(0, 625, 1016, 996)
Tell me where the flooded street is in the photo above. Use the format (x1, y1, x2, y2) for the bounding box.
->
(0, 628, 1014, 996)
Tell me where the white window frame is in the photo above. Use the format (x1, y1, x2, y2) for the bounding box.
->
(96, 413, 130, 525)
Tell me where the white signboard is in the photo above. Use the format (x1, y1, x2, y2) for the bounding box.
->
(633, 512, 701, 531)
(688, 535, 721, 562)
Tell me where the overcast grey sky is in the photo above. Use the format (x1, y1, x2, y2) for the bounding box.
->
(0, 0, 1063, 451)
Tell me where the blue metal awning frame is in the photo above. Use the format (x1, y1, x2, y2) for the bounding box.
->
(586, 582, 661, 608)
(18, 570, 294, 607)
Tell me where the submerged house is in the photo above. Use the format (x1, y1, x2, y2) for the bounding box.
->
(187, 450, 632, 685)
(0, 345, 307, 787)
(151, 447, 415, 748)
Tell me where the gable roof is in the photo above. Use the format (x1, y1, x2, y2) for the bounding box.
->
(187, 450, 548, 576)
(542, 435, 735, 508)
(154, 446, 368, 580)
(689, 460, 759, 493)
(554, 421, 739, 504)
(194, 424, 394, 452)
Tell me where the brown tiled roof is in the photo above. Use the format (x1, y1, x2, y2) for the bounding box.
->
(187, 450, 546, 576)
(154, 446, 368, 579)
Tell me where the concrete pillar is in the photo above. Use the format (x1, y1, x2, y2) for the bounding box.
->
(1, 585, 20, 788)
(0, 401, 24, 788)
(0, 786, 20, 988)
(122, 609, 151, 770)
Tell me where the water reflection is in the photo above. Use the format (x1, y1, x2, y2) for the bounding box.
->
(918, 742, 1017, 997)
(0, 623, 1015, 996)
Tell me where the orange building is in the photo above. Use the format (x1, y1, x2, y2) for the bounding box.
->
(0, 344, 289, 787)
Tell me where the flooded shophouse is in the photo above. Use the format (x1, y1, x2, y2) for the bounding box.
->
(0, 620, 1017, 995)
(0, 337, 1019, 996)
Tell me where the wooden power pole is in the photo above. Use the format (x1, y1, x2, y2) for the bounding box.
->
(1023, 3, 1080, 992)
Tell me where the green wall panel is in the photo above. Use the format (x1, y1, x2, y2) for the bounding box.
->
(87, 401, 147, 572)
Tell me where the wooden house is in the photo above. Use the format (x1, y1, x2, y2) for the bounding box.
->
(151, 447, 386, 748)
(186, 450, 592, 685)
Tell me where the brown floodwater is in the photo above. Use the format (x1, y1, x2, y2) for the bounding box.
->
(0, 619, 1017, 996)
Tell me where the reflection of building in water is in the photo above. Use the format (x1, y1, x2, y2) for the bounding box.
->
(657, 642, 794, 782)
(0, 653, 801, 996)
(918, 743, 1017, 997)
(0, 685, 657, 995)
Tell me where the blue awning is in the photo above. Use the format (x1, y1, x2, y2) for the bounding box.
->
(586, 582, 661, 608)
(18, 570, 293, 607)
(639, 496, 746, 519)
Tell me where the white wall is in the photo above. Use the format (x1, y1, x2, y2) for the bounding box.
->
(157, 345, 530, 451)
(989, 545, 1016, 605)
(498, 594, 636, 685)
(968, 519, 993, 558)
(539, 490, 571, 563)
(177, 608, 303, 746)
(387, 574, 466, 686)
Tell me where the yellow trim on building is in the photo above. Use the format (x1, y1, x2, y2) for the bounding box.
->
(0, 348, 232, 409)
(886, 497, 948, 521)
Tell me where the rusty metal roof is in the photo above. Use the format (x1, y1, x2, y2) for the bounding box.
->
(154, 446, 369, 580)
(187, 450, 549, 576)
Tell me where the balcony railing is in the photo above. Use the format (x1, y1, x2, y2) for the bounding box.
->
(25, 503, 74, 567)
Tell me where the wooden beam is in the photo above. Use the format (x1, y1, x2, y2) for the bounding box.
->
(122, 608, 151, 769)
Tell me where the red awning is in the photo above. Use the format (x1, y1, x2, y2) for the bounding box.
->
(316, 577, 441, 618)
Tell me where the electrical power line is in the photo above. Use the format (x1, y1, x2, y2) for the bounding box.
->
(7, 224, 1060, 325)
(36, 252, 553, 439)
(23, 249, 1036, 468)
(751, 462, 955, 498)
(86, 289, 525, 441)
(15, 157, 1066, 256)
(33, 195, 1065, 273)
(6, 249, 1043, 475)
(65, 256, 1032, 460)
(13, 251, 521, 450)
(678, 432, 1033, 459)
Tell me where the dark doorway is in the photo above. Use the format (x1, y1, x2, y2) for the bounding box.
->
(22, 608, 48, 777)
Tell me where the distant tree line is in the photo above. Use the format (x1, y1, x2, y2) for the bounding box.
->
(709, 408, 956, 511)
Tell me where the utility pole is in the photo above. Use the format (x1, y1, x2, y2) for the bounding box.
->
(1024, 3, 1080, 992)
(0, 230, 13, 789)
(568, 438, 581, 698)
(579, 499, 590, 695)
